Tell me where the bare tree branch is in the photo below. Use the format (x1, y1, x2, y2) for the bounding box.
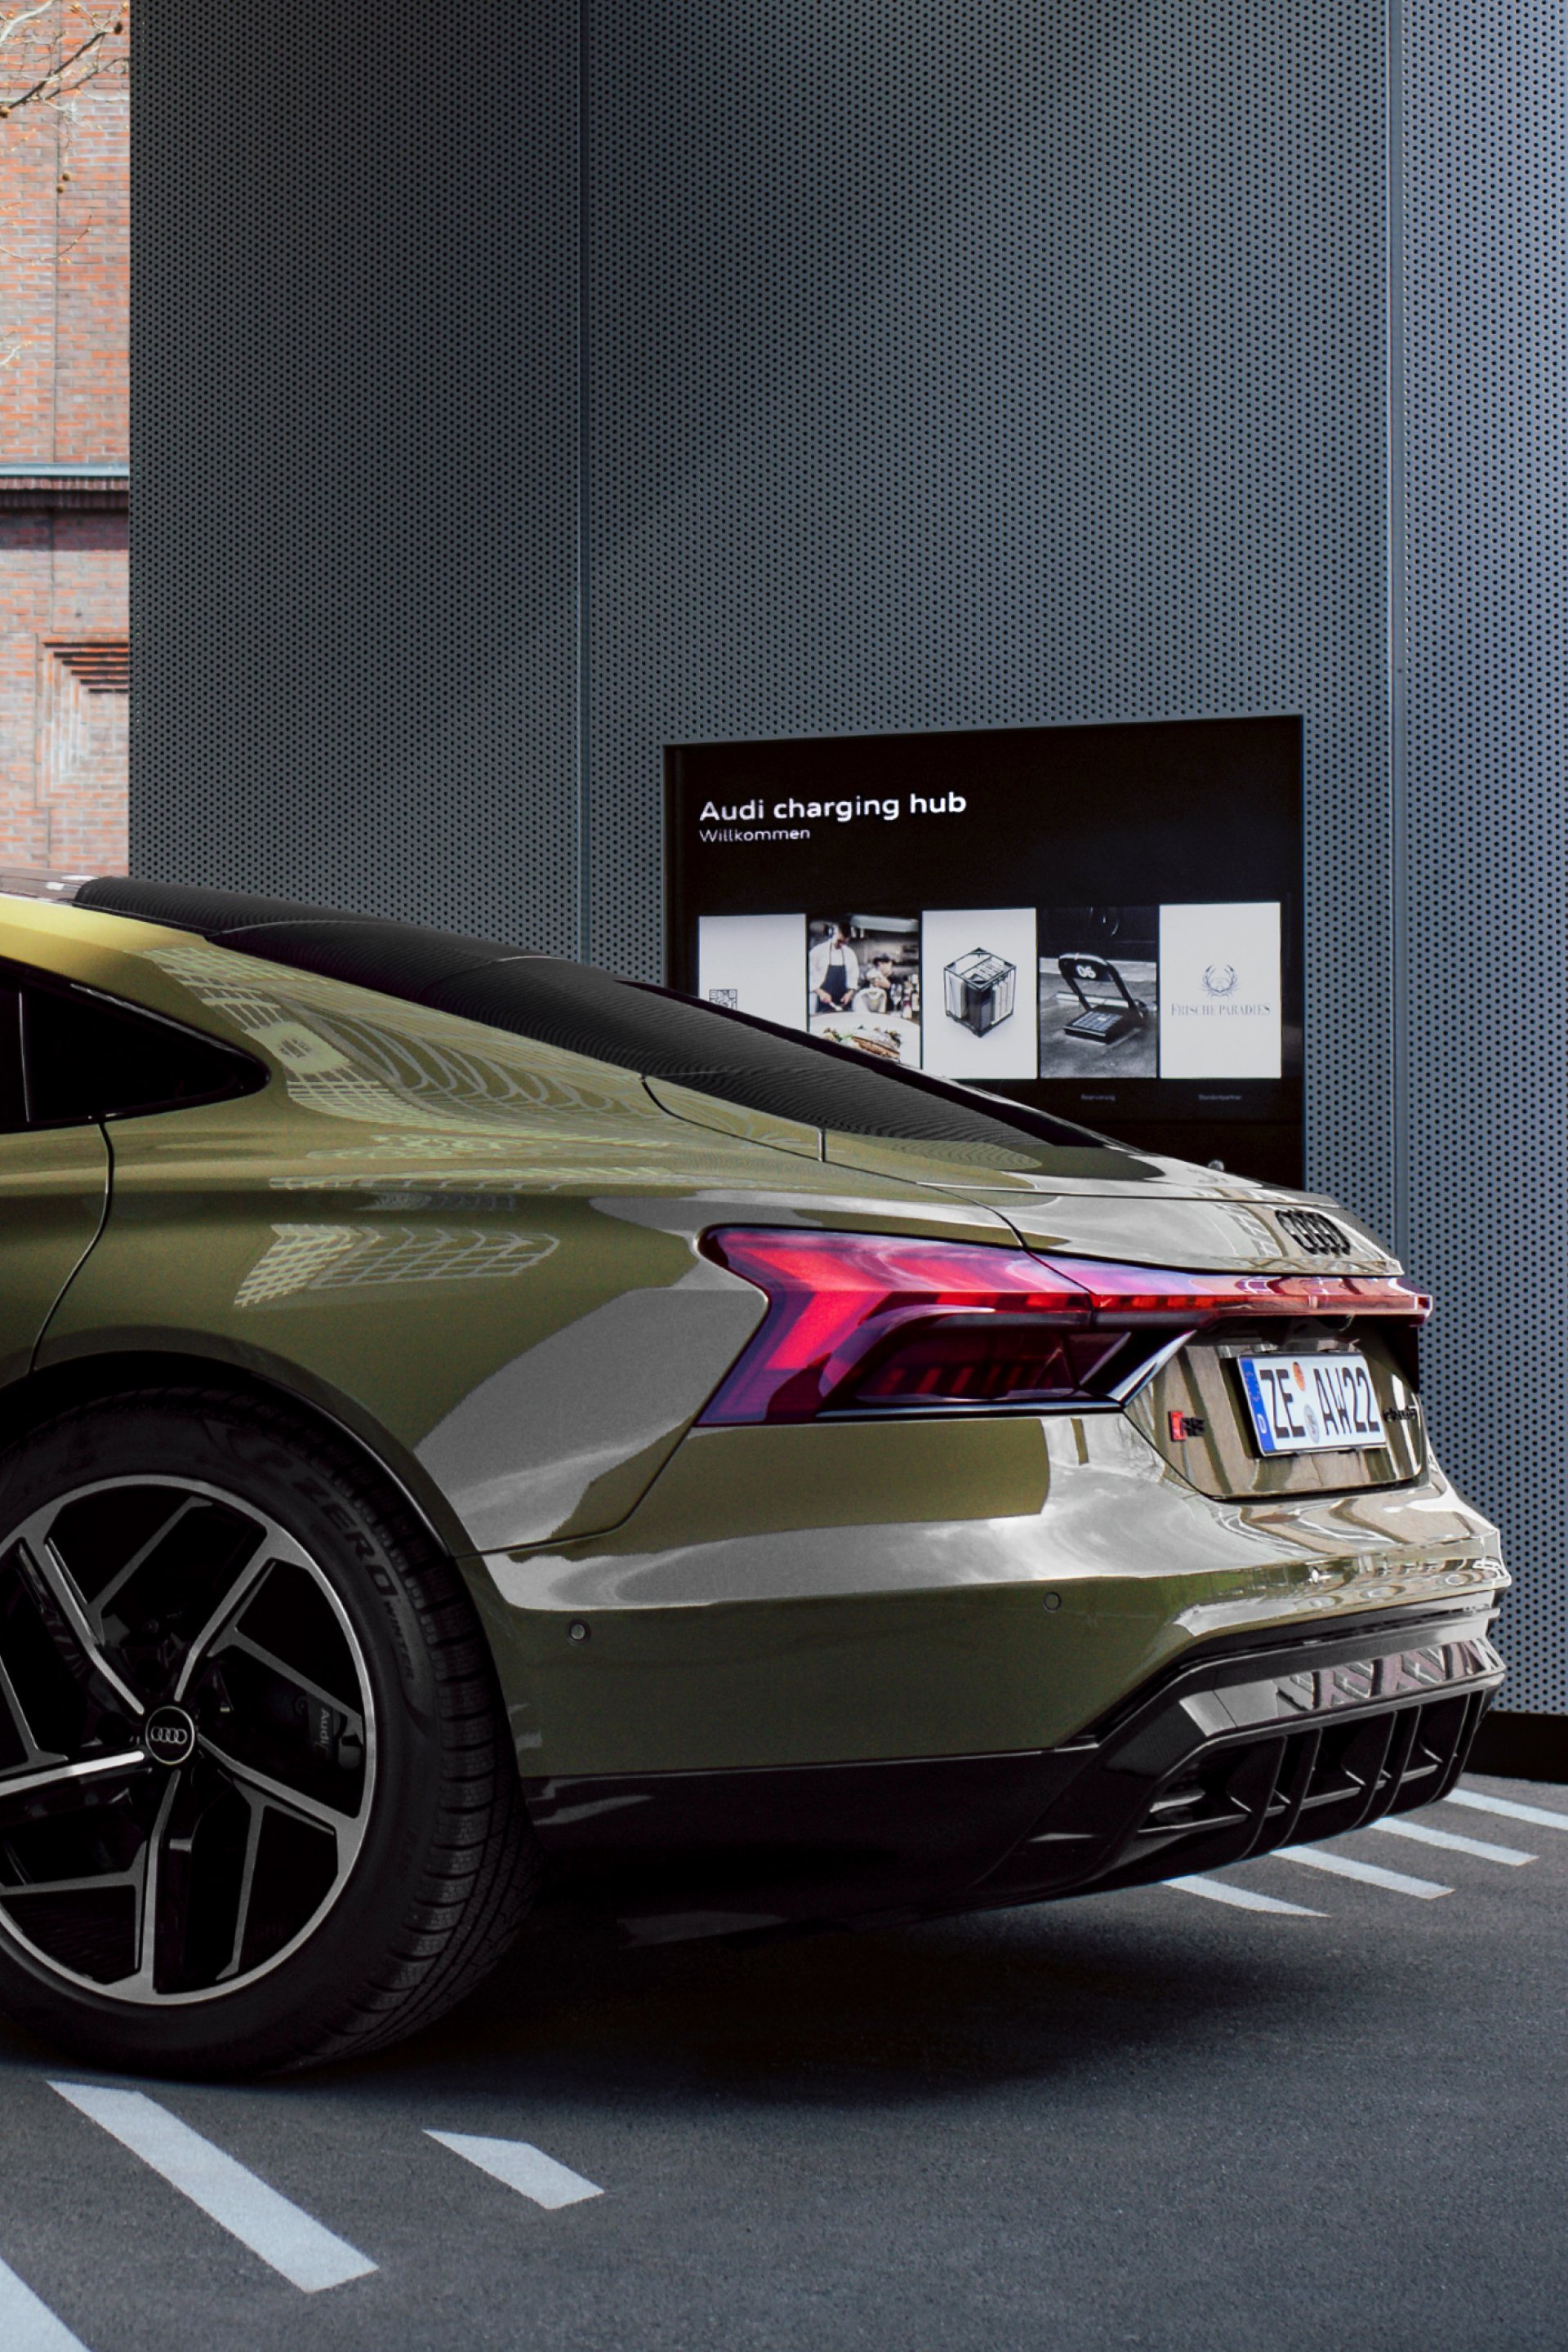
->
(0, 212, 92, 263)
(0, 16, 118, 118)
(0, 3, 54, 49)
(0, 0, 127, 373)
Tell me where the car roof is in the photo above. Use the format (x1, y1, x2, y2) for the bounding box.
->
(56, 876, 1125, 1161)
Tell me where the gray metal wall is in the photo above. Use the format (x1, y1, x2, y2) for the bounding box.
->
(136, 0, 581, 954)
(138, 2, 1562, 1708)
(586, 0, 1392, 1239)
(1399, 0, 1567, 1713)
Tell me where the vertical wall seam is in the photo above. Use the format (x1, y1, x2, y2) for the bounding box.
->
(1387, 0, 1412, 1265)
(574, 0, 591, 963)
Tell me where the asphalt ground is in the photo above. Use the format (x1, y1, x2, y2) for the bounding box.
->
(0, 1769, 1563, 2352)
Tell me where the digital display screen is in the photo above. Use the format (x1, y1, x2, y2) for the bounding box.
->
(665, 715, 1303, 1183)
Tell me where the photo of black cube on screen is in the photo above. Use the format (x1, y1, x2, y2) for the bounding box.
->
(942, 947, 1016, 1036)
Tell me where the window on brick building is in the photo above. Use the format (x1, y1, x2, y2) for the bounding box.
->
(38, 639, 131, 871)
(0, 1, 130, 882)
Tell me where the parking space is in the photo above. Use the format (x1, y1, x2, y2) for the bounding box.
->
(1, 1771, 1564, 2352)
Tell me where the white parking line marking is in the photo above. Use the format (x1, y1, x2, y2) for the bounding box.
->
(1446, 1788, 1568, 1833)
(1275, 1845, 1450, 1898)
(0, 2256, 92, 2351)
(1164, 1873, 1324, 1915)
(50, 2084, 376, 2293)
(427, 2130, 603, 2210)
(1371, 1816, 1535, 1865)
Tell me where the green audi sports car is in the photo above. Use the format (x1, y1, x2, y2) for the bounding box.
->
(0, 875, 1504, 2075)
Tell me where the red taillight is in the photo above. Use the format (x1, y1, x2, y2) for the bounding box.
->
(698, 1230, 1099, 1423)
(699, 1228, 1429, 1426)
(1049, 1258, 1432, 1322)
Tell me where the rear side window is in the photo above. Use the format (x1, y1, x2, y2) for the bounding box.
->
(0, 991, 24, 1130)
(18, 981, 262, 1128)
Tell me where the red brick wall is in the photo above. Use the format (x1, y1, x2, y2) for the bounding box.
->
(0, 6, 129, 873)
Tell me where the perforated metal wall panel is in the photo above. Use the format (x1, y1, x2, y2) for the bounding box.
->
(1400, 0, 1567, 1711)
(585, 0, 1394, 1238)
(136, 3, 1562, 1708)
(135, 0, 580, 952)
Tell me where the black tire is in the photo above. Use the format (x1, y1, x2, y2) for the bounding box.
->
(0, 1387, 540, 2076)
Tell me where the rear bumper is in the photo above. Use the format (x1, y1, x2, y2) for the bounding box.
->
(524, 1597, 1503, 1940)
(475, 1414, 1506, 1782)
(974, 1594, 1502, 1902)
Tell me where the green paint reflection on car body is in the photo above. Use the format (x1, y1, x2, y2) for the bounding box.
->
(0, 895, 1506, 1794)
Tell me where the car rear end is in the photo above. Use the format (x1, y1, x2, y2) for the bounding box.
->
(487, 1178, 1504, 1937)
(16, 875, 1504, 1940)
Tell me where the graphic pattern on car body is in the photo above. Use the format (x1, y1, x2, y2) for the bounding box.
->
(0, 877, 1507, 2074)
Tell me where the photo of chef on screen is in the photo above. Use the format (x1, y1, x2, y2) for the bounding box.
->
(806, 915, 922, 1065)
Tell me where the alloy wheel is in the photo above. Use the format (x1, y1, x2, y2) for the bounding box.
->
(0, 1474, 375, 2003)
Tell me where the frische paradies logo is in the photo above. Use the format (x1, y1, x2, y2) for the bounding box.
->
(1169, 952, 1271, 1018)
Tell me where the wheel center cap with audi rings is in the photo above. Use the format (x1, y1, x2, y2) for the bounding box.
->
(145, 1705, 198, 1768)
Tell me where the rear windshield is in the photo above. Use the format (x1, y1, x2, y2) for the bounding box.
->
(71, 878, 1156, 1175)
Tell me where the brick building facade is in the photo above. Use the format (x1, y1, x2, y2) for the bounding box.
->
(0, 7, 128, 874)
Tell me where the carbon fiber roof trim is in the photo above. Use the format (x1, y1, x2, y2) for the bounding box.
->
(73, 879, 1142, 1161)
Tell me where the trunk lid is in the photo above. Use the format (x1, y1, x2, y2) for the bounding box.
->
(814, 1128, 1397, 1276)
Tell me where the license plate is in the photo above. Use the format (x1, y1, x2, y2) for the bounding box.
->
(1236, 1352, 1387, 1455)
